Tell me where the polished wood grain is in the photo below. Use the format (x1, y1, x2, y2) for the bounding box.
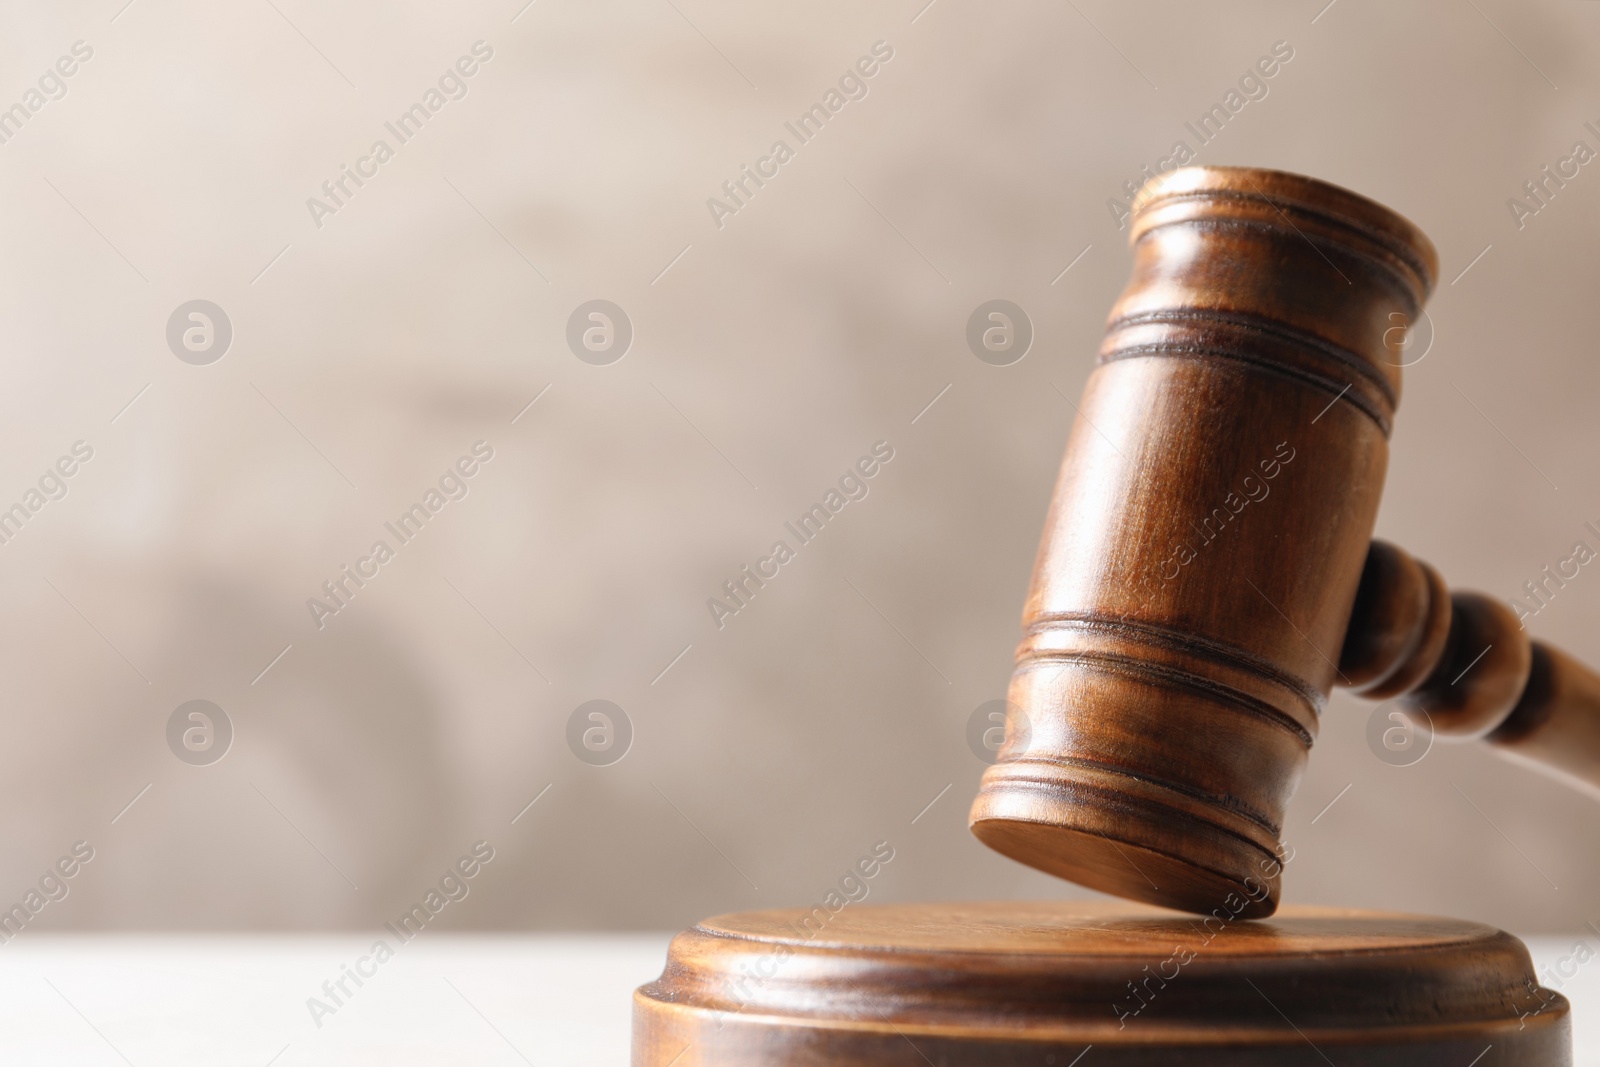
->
(1343, 539, 1600, 797)
(633, 167, 1591, 1066)
(967, 165, 1600, 919)
(970, 166, 1436, 918)
(633, 901, 1568, 1065)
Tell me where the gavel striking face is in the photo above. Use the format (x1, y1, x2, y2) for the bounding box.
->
(969, 165, 1600, 919)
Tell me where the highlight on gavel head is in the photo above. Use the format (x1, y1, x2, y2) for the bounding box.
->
(968, 166, 1439, 918)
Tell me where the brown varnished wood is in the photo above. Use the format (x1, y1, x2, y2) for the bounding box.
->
(632, 167, 1589, 1067)
(970, 166, 1437, 918)
(967, 165, 1600, 920)
(632, 901, 1568, 1065)
(1340, 539, 1454, 697)
(1343, 539, 1600, 798)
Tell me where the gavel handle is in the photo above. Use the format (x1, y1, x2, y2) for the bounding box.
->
(1339, 540, 1600, 798)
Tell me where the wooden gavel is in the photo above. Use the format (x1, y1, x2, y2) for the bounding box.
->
(969, 165, 1600, 919)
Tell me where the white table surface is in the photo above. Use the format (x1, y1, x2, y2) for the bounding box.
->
(1, 934, 1594, 1064)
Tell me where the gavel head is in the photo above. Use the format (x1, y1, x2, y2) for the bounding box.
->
(968, 166, 1438, 918)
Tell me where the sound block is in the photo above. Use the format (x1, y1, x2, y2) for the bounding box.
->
(633, 901, 1568, 1065)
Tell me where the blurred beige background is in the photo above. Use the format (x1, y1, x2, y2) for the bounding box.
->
(0, 0, 1597, 936)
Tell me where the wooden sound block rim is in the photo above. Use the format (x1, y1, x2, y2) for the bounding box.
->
(633, 901, 1569, 1066)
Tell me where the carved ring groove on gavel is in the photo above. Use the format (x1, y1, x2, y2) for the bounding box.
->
(968, 166, 1600, 920)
